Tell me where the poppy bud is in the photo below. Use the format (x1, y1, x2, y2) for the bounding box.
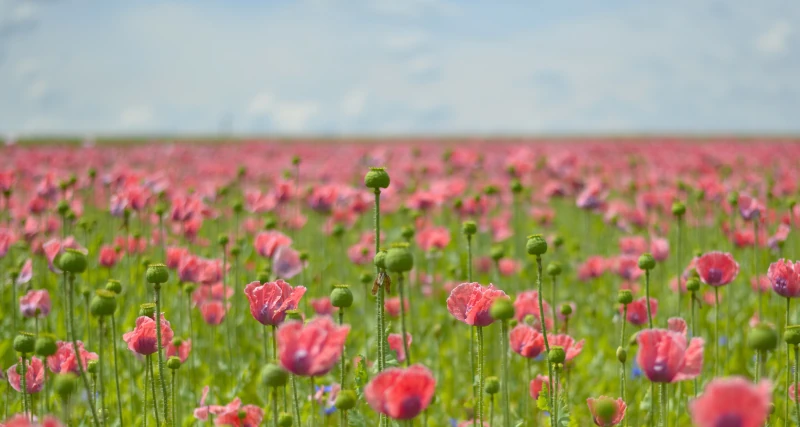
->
(401, 226, 415, 241)
(106, 279, 122, 294)
(218, 234, 229, 246)
(257, 271, 270, 284)
(265, 218, 277, 230)
(552, 235, 564, 248)
(526, 234, 547, 256)
(54, 373, 77, 399)
(594, 397, 618, 424)
(510, 180, 523, 194)
(490, 246, 505, 262)
(364, 167, 390, 190)
(559, 304, 572, 317)
(489, 298, 514, 321)
(508, 319, 518, 328)
(87, 360, 98, 374)
(332, 225, 345, 239)
(546, 262, 562, 276)
(285, 310, 303, 323)
(184, 283, 197, 295)
(385, 244, 414, 273)
(263, 364, 289, 387)
(616, 346, 627, 363)
(146, 263, 169, 285)
(167, 356, 182, 370)
(484, 185, 499, 196)
(335, 389, 357, 410)
(60, 249, 88, 274)
(90, 290, 117, 317)
(484, 376, 500, 394)
(671, 202, 686, 217)
(789, 199, 797, 209)
(373, 250, 387, 270)
(548, 346, 566, 364)
(462, 221, 477, 236)
(278, 413, 293, 427)
(233, 201, 244, 214)
(154, 204, 167, 216)
(35, 334, 58, 357)
(331, 285, 354, 308)
(637, 253, 656, 270)
(727, 191, 739, 207)
(57, 200, 70, 216)
(230, 246, 241, 257)
(298, 251, 309, 262)
(139, 303, 156, 318)
(172, 337, 184, 347)
(785, 326, 800, 345)
(686, 277, 700, 292)
(748, 323, 778, 352)
(359, 273, 372, 285)
(617, 290, 633, 305)
(13, 332, 35, 354)
(88, 167, 97, 179)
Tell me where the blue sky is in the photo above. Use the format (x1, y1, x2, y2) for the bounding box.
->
(0, 0, 798, 136)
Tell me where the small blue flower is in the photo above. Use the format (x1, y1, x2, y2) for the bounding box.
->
(631, 359, 642, 379)
(719, 336, 728, 346)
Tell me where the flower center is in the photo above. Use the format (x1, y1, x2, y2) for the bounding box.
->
(706, 268, 723, 284)
(714, 413, 742, 427)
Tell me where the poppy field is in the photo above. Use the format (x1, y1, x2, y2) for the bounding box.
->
(2, 137, 800, 426)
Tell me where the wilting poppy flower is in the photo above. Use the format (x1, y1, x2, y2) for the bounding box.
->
(695, 251, 739, 286)
(122, 315, 174, 356)
(254, 230, 292, 259)
(165, 339, 191, 363)
(364, 364, 435, 420)
(446, 282, 509, 327)
(19, 289, 51, 318)
(388, 333, 412, 363)
(194, 386, 264, 427)
(622, 297, 658, 326)
(277, 316, 350, 377)
(586, 396, 627, 426)
(767, 259, 800, 298)
(384, 297, 409, 318)
(47, 341, 98, 374)
(548, 334, 584, 362)
(690, 377, 771, 427)
(244, 279, 306, 326)
(636, 320, 704, 383)
(509, 324, 545, 359)
(529, 375, 550, 400)
(7, 357, 45, 393)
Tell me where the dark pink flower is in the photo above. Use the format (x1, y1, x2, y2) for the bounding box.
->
(690, 377, 771, 427)
(446, 282, 508, 327)
(509, 324, 545, 359)
(622, 297, 658, 326)
(767, 259, 800, 298)
(738, 194, 764, 221)
(122, 316, 174, 356)
(277, 316, 350, 377)
(7, 357, 45, 393)
(364, 364, 435, 420)
(19, 289, 51, 318)
(199, 300, 228, 325)
(244, 279, 306, 326)
(650, 237, 670, 262)
(695, 252, 739, 286)
(98, 245, 119, 268)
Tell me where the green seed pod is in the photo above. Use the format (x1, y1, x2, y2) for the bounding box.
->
(54, 373, 78, 399)
(278, 412, 293, 427)
(686, 277, 700, 292)
(484, 376, 500, 395)
(230, 246, 241, 257)
(364, 167, 390, 190)
(559, 303, 572, 317)
(594, 397, 618, 425)
(145, 263, 170, 284)
(526, 234, 548, 256)
(330, 285, 354, 308)
(385, 244, 414, 273)
(671, 202, 686, 217)
(285, 310, 303, 323)
(60, 248, 88, 274)
(13, 332, 36, 354)
(359, 273, 372, 285)
(489, 298, 514, 321)
(546, 262, 562, 276)
(335, 389, 358, 410)
(139, 303, 156, 318)
(637, 253, 656, 270)
(727, 191, 739, 207)
(218, 234, 229, 246)
(167, 356, 182, 370)
(552, 235, 564, 248)
(748, 323, 778, 352)
(616, 346, 627, 363)
(548, 346, 566, 364)
(510, 180, 523, 194)
(106, 279, 122, 294)
(400, 226, 415, 241)
(87, 360, 98, 374)
(331, 224, 345, 239)
(35, 334, 58, 357)
(617, 290, 633, 305)
(90, 290, 117, 317)
(373, 250, 387, 270)
(785, 326, 800, 345)
(263, 364, 289, 387)
(257, 271, 270, 284)
(233, 200, 244, 213)
(490, 245, 505, 262)
(264, 218, 277, 230)
(57, 200, 70, 216)
(462, 221, 477, 236)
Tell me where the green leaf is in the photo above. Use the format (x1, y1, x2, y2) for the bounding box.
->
(536, 388, 550, 412)
(348, 409, 367, 427)
(354, 354, 368, 388)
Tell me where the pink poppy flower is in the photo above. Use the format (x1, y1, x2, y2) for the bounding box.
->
(199, 300, 228, 325)
(587, 397, 627, 426)
(578, 256, 607, 281)
(122, 315, 174, 356)
(19, 289, 51, 318)
(244, 279, 306, 326)
(42, 237, 86, 273)
(16, 259, 32, 286)
(47, 341, 98, 374)
(497, 259, 520, 276)
(416, 227, 451, 252)
(2, 414, 65, 427)
(767, 259, 800, 298)
(165, 339, 191, 363)
(650, 237, 670, 262)
(509, 324, 545, 359)
(446, 282, 509, 327)
(619, 236, 647, 256)
(738, 194, 763, 221)
(384, 297, 409, 318)
(513, 290, 553, 331)
(690, 377, 771, 427)
(194, 386, 264, 427)
(387, 333, 412, 363)
(272, 245, 304, 279)
(311, 297, 336, 316)
(614, 255, 643, 281)
(695, 252, 739, 286)
(0, 228, 18, 258)
(347, 242, 373, 265)
(548, 334, 584, 362)
(529, 375, 550, 400)
(7, 357, 45, 393)
(277, 316, 350, 377)
(622, 297, 658, 326)
(98, 245, 119, 268)
(253, 231, 292, 259)
(636, 321, 704, 383)
(576, 180, 606, 210)
(364, 364, 435, 420)
(751, 275, 770, 293)
(768, 223, 791, 251)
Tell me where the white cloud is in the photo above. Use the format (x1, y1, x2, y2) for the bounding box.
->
(370, 0, 457, 17)
(385, 31, 427, 52)
(756, 21, 792, 54)
(408, 55, 435, 76)
(12, 2, 36, 22)
(26, 80, 48, 101)
(119, 106, 154, 128)
(14, 59, 38, 78)
(247, 93, 274, 116)
(341, 89, 368, 118)
(271, 102, 319, 132)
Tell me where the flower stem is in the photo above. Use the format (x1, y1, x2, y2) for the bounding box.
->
(794, 344, 799, 423)
(309, 376, 316, 427)
(661, 383, 668, 427)
(98, 318, 106, 427)
(551, 273, 558, 332)
(111, 314, 124, 427)
(171, 369, 177, 426)
(676, 217, 682, 318)
(398, 272, 411, 365)
(714, 287, 720, 377)
(154, 284, 169, 425)
(690, 291, 698, 398)
(67, 274, 101, 427)
(535, 254, 555, 427)
(477, 325, 485, 427)
(291, 374, 301, 427)
(645, 269, 653, 329)
(500, 320, 510, 427)
(148, 355, 161, 427)
(21, 354, 28, 421)
(263, 325, 269, 364)
(787, 297, 792, 423)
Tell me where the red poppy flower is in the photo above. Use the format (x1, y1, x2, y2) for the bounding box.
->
(244, 279, 306, 326)
(509, 324, 545, 359)
(446, 282, 508, 327)
(122, 315, 174, 356)
(767, 259, 800, 298)
(636, 319, 704, 383)
(364, 364, 435, 420)
(695, 252, 739, 286)
(690, 377, 771, 427)
(277, 316, 349, 377)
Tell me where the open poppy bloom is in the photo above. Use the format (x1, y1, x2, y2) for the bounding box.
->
(7, 357, 45, 394)
(529, 375, 551, 400)
(19, 290, 51, 318)
(253, 230, 292, 259)
(446, 282, 508, 327)
(0, 414, 64, 427)
(165, 339, 191, 363)
(244, 279, 306, 326)
(388, 333, 413, 363)
(636, 318, 704, 383)
(690, 377, 771, 427)
(548, 334, 584, 362)
(122, 315, 174, 356)
(621, 297, 658, 326)
(767, 259, 800, 298)
(509, 324, 545, 359)
(513, 290, 553, 331)
(586, 396, 626, 426)
(277, 316, 349, 377)
(695, 252, 739, 286)
(364, 364, 435, 420)
(47, 341, 98, 374)
(193, 386, 264, 427)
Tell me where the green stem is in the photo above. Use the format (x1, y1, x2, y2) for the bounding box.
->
(787, 297, 792, 423)
(111, 314, 124, 427)
(551, 274, 558, 333)
(477, 326, 484, 427)
(148, 355, 161, 427)
(676, 217, 682, 318)
(21, 354, 28, 421)
(171, 370, 177, 426)
(154, 284, 169, 425)
(67, 275, 101, 427)
(645, 269, 653, 329)
(98, 318, 106, 427)
(309, 376, 316, 427)
(272, 388, 279, 427)
(553, 366, 559, 427)
(690, 291, 698, 398)
(714, 287, 719, 377)
(263, 325, 270, 364)
(501, 320, 510, 427)
(754, 220, 761, 318)
(291, 375, 301, 427)
(794, 344, 799, 424)
(398, 273, 411, 365)
(535, 254, 555, 427)
(661, 383, 667, 427)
